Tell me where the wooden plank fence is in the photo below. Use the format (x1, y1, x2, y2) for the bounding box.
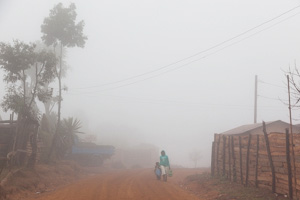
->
(211, 123, 300, 199)
(0, 118, 16, 173)
(0, 116, 42, 173)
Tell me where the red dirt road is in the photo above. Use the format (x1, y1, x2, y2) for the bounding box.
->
(28, 168, 206, 200)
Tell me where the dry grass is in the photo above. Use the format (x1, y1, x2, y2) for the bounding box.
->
(182, 173, 288, 200)
(1, 160, 83, 200)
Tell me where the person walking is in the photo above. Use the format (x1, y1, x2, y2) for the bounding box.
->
(160, 150, 170, 182)
(154, 162, 161, 180)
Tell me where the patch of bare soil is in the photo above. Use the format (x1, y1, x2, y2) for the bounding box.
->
(0, 160, 98, 200)
(181, 173, 288, 200)
(21, 168, 206, 200)
(1, 166, 289, 200)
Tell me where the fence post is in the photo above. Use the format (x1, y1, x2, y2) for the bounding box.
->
(246, 134, 252, 186)
(231, 136, 237, 182)
(255, 135, 259, 188)
(286, 128, 293, 199)
(228, 136, 232, 181)
(263, 121, 276, 193)
(222, 135, 226, 177)
(211, 141, 215, 177)
(239, 136, 243, 184)
(217, 135, 220, 176)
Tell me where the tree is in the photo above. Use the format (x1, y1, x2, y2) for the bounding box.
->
(287, 67, 300, 105)
(32, 41, 60, 120)
(0, 40, 57, 119)
(189, 150, 202, 168)
(57, 117, 84, 157)
(0, 40, 57, 167)
(41, 2, 87, 161)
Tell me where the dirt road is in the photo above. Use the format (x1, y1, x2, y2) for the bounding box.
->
(28, 168, 206, 200)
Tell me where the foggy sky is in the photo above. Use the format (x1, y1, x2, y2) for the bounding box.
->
(1, 0, 300, 167)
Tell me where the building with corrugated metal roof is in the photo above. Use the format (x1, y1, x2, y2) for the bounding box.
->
(219, 120, 300, 136)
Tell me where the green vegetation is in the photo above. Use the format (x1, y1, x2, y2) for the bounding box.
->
(0, 2, 87, 168)
(41, 2, 87, 161)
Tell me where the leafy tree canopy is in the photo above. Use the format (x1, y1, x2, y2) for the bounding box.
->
(41, 3, 87, 48)
(0, 40, 57, 84)
(0, 41, 35, 83)
(0, 40, 57, 119)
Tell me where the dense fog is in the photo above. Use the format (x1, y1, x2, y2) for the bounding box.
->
(1, 0, 300, 167)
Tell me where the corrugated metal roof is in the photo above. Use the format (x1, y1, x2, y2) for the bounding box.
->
(220, 120, 281, 135)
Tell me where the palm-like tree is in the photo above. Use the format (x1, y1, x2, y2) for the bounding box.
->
(57, 117, 84, 157)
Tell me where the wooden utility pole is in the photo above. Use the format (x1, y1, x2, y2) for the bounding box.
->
(254, 75, 258, 123)
(287, 75, 297, 198)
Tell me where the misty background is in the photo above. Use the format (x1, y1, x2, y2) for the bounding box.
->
(1, 0, 300, 167)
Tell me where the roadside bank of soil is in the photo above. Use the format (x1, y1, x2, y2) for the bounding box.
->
(181, 172, 288, 200)
(0, 160, 93, 200)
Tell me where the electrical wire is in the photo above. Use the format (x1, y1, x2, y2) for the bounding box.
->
(258, 95, 286, 101)
(258, 80, 286, 89)
(64, 92, 284, 110)
(68, 10, 300, 94)
(68, 4, 300, 91)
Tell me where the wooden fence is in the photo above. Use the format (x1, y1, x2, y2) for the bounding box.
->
(211, 123, 300, 199)
(0, 119, 16, 173)
(0, 116, 42, 173)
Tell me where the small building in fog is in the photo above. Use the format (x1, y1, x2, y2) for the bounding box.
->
(219, 120, 300, 136)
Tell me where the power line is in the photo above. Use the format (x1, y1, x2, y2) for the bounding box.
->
(65, 92, 283, 109)
(258, 80, 286, 89)
(259, 79, 300, 96)
(69, 10, 300, 94)
(69, 4, 300, 91)
(258, 95, 285, 101)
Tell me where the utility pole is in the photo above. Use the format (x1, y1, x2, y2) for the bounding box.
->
(254, 75, 258, 123)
